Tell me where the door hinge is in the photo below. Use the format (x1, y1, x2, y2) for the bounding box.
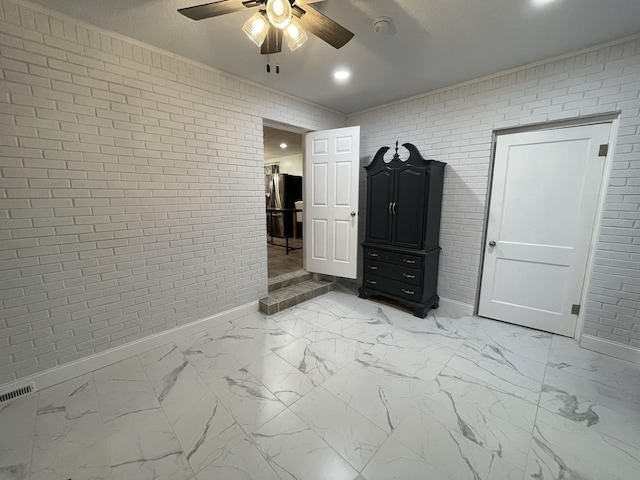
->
(571, 304, 580, 315)
(598, 144, 609, 157)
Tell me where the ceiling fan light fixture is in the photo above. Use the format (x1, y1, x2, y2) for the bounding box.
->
(266, 0, 293, 29)
(242, 11, 270, 47)
(284, 19, 308, 51)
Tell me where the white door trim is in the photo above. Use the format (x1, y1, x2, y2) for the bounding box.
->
(573, 117, 619, 340)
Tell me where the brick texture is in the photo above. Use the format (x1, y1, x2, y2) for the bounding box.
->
(0, 0, 344, 384)
(348, 38, 640, 346)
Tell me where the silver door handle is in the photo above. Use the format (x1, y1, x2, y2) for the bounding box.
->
(388, 202, 392, 214)
(402, 289, 415, 295)
(351, 211, 356, 217)
(489, 241, 496, 247)
(403, 273, 415, 279)
(392, 202, 397, 214)
(403, 259, 416, 264)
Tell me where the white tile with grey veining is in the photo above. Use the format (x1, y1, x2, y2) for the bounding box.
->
(526, 407, 640, 480)
(111, 450, 194, 480)
(437, 366, 538, 433)
(301, 329, 373, 366)
(447, 340, 545, 404)
(0, 394, 37, 480)
(547, 336, 640, 395)
(419, 374, 533, 470)
(194, 435, 280, 480)
(372, 329, 460, 366)
(359, 344, 447, 383)
(104, 407, 193, 480)
(375, 308, 469, 351)
(246, 352, 315, 405)
(94, 356, 160, 423)
(322, 365, 412, 434)
(465, 321, 551, 366)
(393, 407, 524, 480)
(289, 301, 342, 328)
(252, 409, 358, 480)
(139, 344, 244, 475)
(273, 312, 324, 339)
(290, 386, 388, 471)
(231, 313, 297, 350)
(540, 365, 640, 447)
(360, 437, 450, 480)
(30, 375, 111, 480)
(348, 353, 437, 409)
(273, 338, 341, 385)
(323, 316, 397, 346)
(306, 291, 361, 318)
(210, 368, 287, 433)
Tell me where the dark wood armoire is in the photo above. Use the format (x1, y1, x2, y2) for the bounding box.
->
(358, 143, 446, 318)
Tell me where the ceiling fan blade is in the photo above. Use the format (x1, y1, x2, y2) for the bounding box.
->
(179, 0, 262, 21)
(261, 27, 283, 55)
(293, 4, 354, 49)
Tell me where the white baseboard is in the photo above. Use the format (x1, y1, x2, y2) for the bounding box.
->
(1, 301, 259, 394)
(438, 297, 474, 318)
(580, 334, 640, 365)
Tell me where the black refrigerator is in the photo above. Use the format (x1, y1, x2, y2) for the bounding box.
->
(265, 174, 302, 238)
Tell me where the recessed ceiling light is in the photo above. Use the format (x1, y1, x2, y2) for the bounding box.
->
(333, 69, 351, 81)
(280, 143, 287, 149)
(532, 0, 557, 6)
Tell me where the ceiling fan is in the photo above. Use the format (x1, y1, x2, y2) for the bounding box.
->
(178, 0, 354, 55)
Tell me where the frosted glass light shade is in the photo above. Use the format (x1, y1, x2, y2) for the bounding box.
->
(284, 19, 308, 51)
(242, 12, 269, 47)
(266, 0, 292, 29)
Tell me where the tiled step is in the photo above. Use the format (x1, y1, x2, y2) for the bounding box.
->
(260, 277, 335, 315)
(268, 269, 312, 293)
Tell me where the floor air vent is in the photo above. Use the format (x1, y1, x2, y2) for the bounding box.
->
(0, 383, 35, 404)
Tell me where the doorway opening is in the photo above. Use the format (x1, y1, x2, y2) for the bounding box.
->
(264, 125, 305, 278)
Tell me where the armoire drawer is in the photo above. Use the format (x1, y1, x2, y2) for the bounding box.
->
(363, 248, 423, 268)
(364, 260, 421, 286)
(362, 274, 421, 302)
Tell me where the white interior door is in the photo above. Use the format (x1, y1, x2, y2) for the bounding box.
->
(304, 126, 360, 279)
(478, 123, 611, 337)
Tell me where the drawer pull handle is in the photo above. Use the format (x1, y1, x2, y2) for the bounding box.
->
(368, 266, 378, 270)
(367, 280, 378, 285)
(403, 273, 415, 279)
(369, 253, 379, 257)
(402, 289, 415, 295)
(403, 259, 416, 264)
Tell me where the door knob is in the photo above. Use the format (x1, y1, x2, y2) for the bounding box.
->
(489, 241, 496, 247)
(351, 211, 356, 217)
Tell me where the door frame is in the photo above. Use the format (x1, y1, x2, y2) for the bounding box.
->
(263, 119, 312, 271)
(475, 113, 620, 340)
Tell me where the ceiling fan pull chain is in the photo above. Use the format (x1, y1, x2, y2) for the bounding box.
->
(266, 55, 271, 73)
(276, 56, 280, 74)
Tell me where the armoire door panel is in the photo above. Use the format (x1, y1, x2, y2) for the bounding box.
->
(366, 169, 394, 244)
(393, 167, 427, 249)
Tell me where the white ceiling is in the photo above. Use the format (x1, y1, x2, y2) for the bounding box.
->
(264, 126, 302, 162)
(29, 0, 640, 114)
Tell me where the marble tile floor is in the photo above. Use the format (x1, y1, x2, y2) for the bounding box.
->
(1, 291, 639, 480)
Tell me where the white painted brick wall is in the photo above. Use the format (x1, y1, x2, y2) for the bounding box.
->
(349, 37, 640, 347)
(0, 0, 344, 385)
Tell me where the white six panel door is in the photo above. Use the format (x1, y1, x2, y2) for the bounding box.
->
(304, 126, 360, 279)
(478, 123, 611, 337)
